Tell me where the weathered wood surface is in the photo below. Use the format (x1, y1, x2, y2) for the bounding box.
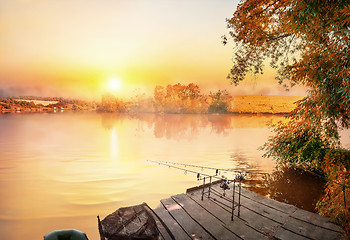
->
(98, 202, 161, 240)
(152, 182, 346, 240)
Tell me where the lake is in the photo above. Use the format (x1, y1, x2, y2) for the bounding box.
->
(0, 112, 349, 239)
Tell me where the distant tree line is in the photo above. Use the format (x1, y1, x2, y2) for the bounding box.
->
(98, 83, 231, 114)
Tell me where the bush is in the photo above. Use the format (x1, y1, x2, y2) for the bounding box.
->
(316, 149, 350, 234)
(208, 90, 229, 113)
(316, 168, 349, 234)
(261, 121, 332, 169)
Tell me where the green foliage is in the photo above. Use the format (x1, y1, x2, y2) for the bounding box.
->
(261, 120, 332, 169)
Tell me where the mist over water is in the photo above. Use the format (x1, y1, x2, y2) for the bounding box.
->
(0, 112, 348, 239)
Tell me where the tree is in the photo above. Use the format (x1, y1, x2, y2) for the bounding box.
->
(225, 0, 350, 227)
(153, 83, 203, 113)
(225, 0, 350, 163)
(208, 90, 230, 113)
(99, 93, 128, 112)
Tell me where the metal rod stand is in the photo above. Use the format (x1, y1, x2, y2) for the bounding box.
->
(201, 177, 206, 201)
(231, 180, 235, 221)
(238, 181, 241, 217)
(208, 176, 212, 198)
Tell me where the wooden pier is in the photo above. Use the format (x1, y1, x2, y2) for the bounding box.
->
(147, 182, 346, 240)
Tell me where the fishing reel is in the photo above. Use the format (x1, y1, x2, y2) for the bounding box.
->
(235, 172, 246, 181)
(219, 177, 230, 196)
(220, 179, 230, 190)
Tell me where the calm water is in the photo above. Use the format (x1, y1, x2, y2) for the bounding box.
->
(0, 112, 349, 239)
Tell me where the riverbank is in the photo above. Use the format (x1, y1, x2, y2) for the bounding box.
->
(0, 95, 303, 114)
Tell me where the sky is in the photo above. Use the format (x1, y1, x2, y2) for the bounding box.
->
(0, 0, 305, 99)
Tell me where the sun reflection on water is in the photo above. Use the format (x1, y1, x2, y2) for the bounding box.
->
(110, 127, 119, 161)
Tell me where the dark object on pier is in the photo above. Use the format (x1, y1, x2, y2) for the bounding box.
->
(44, 229, 88, 240)
(98, 203, 160, 240)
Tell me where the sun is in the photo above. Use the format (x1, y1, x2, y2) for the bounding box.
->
(107, 77, 122, 91)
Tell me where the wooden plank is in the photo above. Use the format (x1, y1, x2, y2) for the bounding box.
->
(145, 205, 174, 240)
(186, 190, 232, 223)
(146, 182, 346, 240)
(273, 227, 311, 240)
(172, 193, 240, 240)
(225, 200, 281, 235)
(161, 197, 214, 239)
(209, 184, 291, 224)
(187, 190, 269, 240)
(153, 203, 191, 240)
(210, 183, 297, 215)
(280, 216, 345, 240)
(209, 183, 346, 240)
(291, 208, 344, 232)
(239, 186, 298, 214)
(204, 186, 283, 235)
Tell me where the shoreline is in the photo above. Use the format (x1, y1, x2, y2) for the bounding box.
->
(0, 95, 302, 115)
(0, 109, 291, 115)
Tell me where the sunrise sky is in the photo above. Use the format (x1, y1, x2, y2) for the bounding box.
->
(0, 0, 305, 99)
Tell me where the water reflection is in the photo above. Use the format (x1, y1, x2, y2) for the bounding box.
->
(266, 165, 326, 212)
(100, 113, 286, 140)
(100, 113, 328, 213)
(0, 112, 346, 239)
(230, 152, 262, 172)
(242, 164, 327, 212)
(110, 128, 119, 160)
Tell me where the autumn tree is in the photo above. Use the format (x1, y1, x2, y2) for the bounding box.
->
(153, 83, 205, 113)
(99, 93, 128, 112)
(225, 0, 349, 163)
(225, 0, 350, 226)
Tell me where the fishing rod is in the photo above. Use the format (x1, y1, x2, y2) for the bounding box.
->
(146, 159, 267, 185)
(147, 159, 229, 181)
(147, 159, 269, 176)
(147, 159, 251, 220)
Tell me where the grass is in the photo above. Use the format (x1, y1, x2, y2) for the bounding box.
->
(228, 95, 303, 114)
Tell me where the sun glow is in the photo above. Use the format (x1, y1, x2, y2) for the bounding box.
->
(107, 77, 122, 91)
